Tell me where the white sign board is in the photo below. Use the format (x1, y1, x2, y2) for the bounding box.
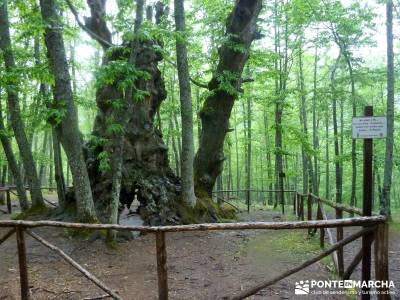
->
(352, 117, 387, 139)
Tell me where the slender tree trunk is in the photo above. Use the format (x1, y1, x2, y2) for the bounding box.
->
(227, 140, 233, 191)
(195, 87, 201, 146)
(174, 0, 196, 206)
(39, 130, 49, 186)
(263, 106, 273, 205)
(331, 52, 342, 205)
(234, 108, 240, 196)
(52, 129, 66, 208)
(49, 133, 54, 187)
(325, 104, 330, 199)
(0, 100, 29, 210)
(39, 0, 97, 221)
(298, 41, 310, 194)
(0, 0, 44, 208)
(382, 0, 394, 217)
(246, 94, 252, 209)
(342, 53, 357, 210)
(312, 40, 319, 195)
(169, 117, 180, 176)
(0, 165, 6, 204)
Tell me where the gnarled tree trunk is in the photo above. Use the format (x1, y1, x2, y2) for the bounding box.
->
(85, 2, 186, 225)
(194, 0, 262, 197)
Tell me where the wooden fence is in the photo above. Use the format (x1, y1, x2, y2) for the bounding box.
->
(0, 188, 391, 299)
(294, 192, 390, 300)
(0, 215, 389, 300)
(0, 186, 58, 213)
(212, 189, 297, 213)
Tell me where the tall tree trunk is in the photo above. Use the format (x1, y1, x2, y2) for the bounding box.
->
(312, 39, 319, 195)
(298, 41, 310, 194)
(39, 130, 49, 185)
(105, 0, 145, 242)
(0, 99, 29, 210)
(246, 94, 252, 209)
(263, 106, 273, 205)
(331, 52, 342, 205)
(234, 108, 240, 196)
(342, 53, 357, 210)
(174, 0, 196, 206)
(0, 0, 44, 208)
(382, 0, 394, 217)
(39, 0, 97, 221)
(193, 0, 262, 197)
(49, 133, 54, 187)
(52, 129, 66, 208)
(169, 117, 180, 176)
(0, 165, 6, 204)
(325, 103, 330, 199)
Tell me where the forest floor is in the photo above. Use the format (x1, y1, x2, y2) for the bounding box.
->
(0, 194, 398, 300)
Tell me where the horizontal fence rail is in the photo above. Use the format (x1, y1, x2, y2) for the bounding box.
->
(0, 215, 388, 300)
(0, 189, 391, 300)
(0, 216, 386, 232)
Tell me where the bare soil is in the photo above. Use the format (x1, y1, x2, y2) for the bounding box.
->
(0, 196, 398, 300)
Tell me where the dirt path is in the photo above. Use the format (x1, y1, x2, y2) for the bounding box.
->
(0, 198, 398, 299)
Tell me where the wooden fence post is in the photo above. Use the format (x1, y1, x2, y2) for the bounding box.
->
(246, 190, 250, 213)
(361, 106, 374, 299)
(336, 208, 344, 278)
(293, 193, 296, 215)
(156, 232, 168, 300)
(16, 227, 29, 300)
(374, 223, 390, 300)
(300, 196, 305, 221)
(318, 201, 325, 248)
(307, 194, 312, 235)
(6, 189, 11, 214)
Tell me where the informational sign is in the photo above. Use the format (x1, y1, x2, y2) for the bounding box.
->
(352, 116, 387, 139)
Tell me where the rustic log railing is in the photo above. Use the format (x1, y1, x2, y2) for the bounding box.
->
(212, 189, 297, 213)
(293, 192, 392, 300)
(0, 186, 59, 213)
(0, 215, 389, 300)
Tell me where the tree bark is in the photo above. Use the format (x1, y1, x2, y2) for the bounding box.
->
(174, 0, 196, 206)
(0, 100, 29, 211)
(106, 0, 145, 242)
(194, 0, 262, 197)
(298, 41, 310, 194)
(382, 0, 394, 217)
(39, 0, 97, 221)
(331, 52, 342, 211)
(312, 39, 319, 195)
(246, 93, 252, 209)
(39, 130, 49, 186)
(0, 0, 44, 208)
(52, 129, 66, 208)
(325, 102, 330, 200)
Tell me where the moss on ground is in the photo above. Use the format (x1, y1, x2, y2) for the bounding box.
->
(12, 205, 49, 220)
(173, 196, 237, 224)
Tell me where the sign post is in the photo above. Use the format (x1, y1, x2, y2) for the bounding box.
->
(352, 106, 387, 300)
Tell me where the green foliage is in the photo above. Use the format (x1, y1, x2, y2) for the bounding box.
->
(214, 70, 240, 97)
(98, 151, 111, 174)
(96, 59, 151, 97)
